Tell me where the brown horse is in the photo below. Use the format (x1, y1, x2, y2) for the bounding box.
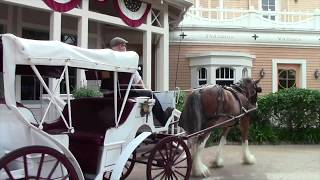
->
(179, 78, 262, 177)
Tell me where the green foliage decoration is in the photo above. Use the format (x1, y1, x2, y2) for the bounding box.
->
(72, 87, 103, 99)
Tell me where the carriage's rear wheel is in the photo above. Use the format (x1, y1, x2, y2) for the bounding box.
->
(0, 146, 78, 180)
(146, 136, 192, 180)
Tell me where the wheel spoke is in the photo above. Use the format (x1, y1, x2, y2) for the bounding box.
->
(23, 155, 29, 180)
(159, 172, 166, 180)
(36, 153, 45, 180)
(158, 149, 167, 164)
(174, 157, 187, 166)
(172, 171, 179, 180)
(172, 150, 184, 164)
(151, 167, 164, 170)
(165, 144, 170, 162)
(175, 166, 187, 169)
(170, 141, 180, 160)
(174, 169, 186, 178)
(4, 166, 15, 180)
(152, 169, 165, 180)
(47, 160, 60, 179)
(61, 173, 70, 180)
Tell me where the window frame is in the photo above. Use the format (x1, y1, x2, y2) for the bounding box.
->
(216, 67, 235, 86)
(198, 67, 207, 86)
(261, 0, 277, 21)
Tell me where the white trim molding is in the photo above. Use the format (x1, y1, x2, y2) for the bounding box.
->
(272, 59, 307, 93)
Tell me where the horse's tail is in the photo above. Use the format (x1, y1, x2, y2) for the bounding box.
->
(179, 90, 204, 133)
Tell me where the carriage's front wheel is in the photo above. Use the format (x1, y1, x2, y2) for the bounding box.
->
(0, 146, 78, 180)
(146, 136, 192, 180)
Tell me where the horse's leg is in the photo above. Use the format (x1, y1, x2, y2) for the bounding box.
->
(191, 133, 211, 177)
(211, 127, 230, 168)
(240, 116, 256, 164)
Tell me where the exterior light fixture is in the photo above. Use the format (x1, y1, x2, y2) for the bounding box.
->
(259, 68, 265, 78)
(314, 69, 319, 79)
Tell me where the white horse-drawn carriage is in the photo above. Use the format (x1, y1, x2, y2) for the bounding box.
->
(0, 34, 191, 180)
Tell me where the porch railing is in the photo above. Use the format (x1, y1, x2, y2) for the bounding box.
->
(184, 7, 320, 30)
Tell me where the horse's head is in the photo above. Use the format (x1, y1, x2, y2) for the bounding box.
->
(238, 78, 262, 105)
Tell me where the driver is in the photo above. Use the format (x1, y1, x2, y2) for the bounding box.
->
(101, 37, 173, 126)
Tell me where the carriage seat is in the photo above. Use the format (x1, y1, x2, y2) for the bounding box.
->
(42, 97, 136, 174)
(0, 98, 38, 124)
(43, 97, 136, 145)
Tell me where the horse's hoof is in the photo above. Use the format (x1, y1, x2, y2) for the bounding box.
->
(211, 158, 224, 168)
(243, 154, 256, 164)
(192, 164, 211, 177)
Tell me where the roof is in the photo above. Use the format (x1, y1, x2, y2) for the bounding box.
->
(1, 34, 139, 73)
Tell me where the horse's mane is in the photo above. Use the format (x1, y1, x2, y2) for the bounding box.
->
(230, 78, 253, 93)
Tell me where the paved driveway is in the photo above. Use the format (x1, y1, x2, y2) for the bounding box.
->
(127, 145, 320, 180)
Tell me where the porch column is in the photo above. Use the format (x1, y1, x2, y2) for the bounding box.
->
(143, 11, 152, 89)
(156, 3, 169, 91)
(49, 12, 61, 94)
(76, 0, 89, 88)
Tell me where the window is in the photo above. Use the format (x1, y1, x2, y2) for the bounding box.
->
(21, 29, 50, 101)
(216, 67, 234, 86)
(198, 67, 207, 86)
(262, 0, 276, 20)
(0, 24, 4, 33)
(278, 69, 296, 90)
(21, 76, 49, 100)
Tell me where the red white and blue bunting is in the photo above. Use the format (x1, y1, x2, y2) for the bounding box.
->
(43, 0, 80, 12)
(114, 0, 151, 27)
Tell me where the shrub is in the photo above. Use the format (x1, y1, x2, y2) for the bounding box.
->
(72, 87, 103, 99)
(175, 91, 186, 111)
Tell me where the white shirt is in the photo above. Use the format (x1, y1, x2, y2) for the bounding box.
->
(133, 71, 142, 85)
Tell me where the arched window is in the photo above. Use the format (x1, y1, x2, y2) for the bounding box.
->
(242, 68, 248, 78)
(216, 67, 234, 86)
(278, 69, 296, 90)
(262, 0, 276, 20)
(198, 67, 207, 86)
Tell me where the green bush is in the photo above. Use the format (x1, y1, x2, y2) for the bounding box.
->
(72, 87, 103, 99)
(258, 88, 320, 130)
(175, 91, 186, 111)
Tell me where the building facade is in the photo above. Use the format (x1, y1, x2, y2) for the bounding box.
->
(169, 0, 320, 94)
(0, 0, 192, 120)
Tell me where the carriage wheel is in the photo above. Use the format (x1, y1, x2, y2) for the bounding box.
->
(0, 146, 78, 180)
(103, 150, 136, 180)
(146, 136, 192, 180)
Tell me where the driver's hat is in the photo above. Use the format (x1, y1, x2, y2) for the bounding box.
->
(109, 37, 128, 48)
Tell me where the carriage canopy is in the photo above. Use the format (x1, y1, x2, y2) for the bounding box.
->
(1, 33, 139, 108)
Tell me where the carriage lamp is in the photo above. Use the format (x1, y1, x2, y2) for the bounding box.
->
(259, 68, 265, 79)
(140, 101, 150, 117)
(314, 69, 320, 79)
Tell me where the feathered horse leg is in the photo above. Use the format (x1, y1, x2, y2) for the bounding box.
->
(240, 116, 256, 164)
(191, 133, 211, 177)
(211, 127, 230, 168)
